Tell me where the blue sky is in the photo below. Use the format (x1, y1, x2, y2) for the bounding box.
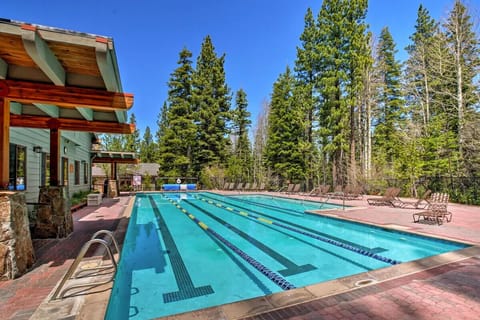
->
(2, 0, 473, 135)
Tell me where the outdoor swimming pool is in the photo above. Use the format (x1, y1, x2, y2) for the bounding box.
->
(106, 192, 468, 319)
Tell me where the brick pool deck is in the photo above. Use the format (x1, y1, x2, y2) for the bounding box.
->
(1, 192, 479, 319)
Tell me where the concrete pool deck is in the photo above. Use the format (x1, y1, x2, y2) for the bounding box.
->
(1, 191, 479, 319)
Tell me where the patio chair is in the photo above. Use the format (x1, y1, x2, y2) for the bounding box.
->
(250, 182, 258, 191)
(366, 187, 401, 206)
(243, 182, 251, 191)
(235, 182, 244, 190)
(327, 185, 344, 199)
(281, 183, 295, 193)
(258, 182, 266, 191)
(307, 185, 322, 197)
(287, 183, 301, 194)
(412, 192, 451, 225)
(342, 185, 363, 200)
(393, 190, 432, 209)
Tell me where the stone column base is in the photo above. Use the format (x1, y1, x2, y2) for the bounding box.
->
(0, 192, 35, 280)
(32, 186, 72, 239)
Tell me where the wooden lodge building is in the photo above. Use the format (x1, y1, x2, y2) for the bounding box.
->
(0, 18, 136, 279)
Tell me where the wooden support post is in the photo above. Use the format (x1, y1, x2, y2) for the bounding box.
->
(0, 98, 9, 189)
(49, 128, 60, 186)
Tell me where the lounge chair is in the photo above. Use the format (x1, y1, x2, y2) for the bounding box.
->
(281, 183, 295, 193)
(412, 192, 451, 225)
(393, 190, 432, 209)
(235, 182, 244, 190)
(250, 182, 257, 191)
(327, 185, 345, 199)
(366, 187, 401, 206)
(243, 182, 251, 191)
(287, 183, 301, 194)
(258, 182, 266, 191)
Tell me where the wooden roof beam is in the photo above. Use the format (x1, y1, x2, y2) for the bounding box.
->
(21, 24, 66, 86)
(92, 157, 139, 164)
(0, 79, 133, 110)
(95, 37, 119, 92)
(10, 114, 135, 134)
(95, 37, 126, 124)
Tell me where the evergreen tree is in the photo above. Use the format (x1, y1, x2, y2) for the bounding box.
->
(443, 0, 480, 173)
(124, 113, 140, 153)
(139, 126, 156, 163)
(315, 0, 352, 186)
(100, 134, 125, 151)
(265, 67, 305, 182)
(295, 7, 318, 188)
(191, 36, 231, 176)
(158, 48, 196, 177)
(228, 88, 252, 181)
(372, 27, 404, 175)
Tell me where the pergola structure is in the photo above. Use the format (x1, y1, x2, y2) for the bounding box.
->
(0, 18, 135, 188)
(0, 19, 137, 278)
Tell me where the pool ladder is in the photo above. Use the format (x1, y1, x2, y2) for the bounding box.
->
(51, 230, 120, 300)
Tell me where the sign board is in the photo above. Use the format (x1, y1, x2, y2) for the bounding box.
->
(132, 175, 142, 186)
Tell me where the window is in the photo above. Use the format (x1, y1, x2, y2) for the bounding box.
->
(40, 153, 50, 186)
(74, 160, 80, 185)
(62, 157, 69, 186)
(82, 161, 88, 184)
(9, 144, 27, 191)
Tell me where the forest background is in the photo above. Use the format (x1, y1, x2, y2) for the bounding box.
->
(101, 0, 480, 204)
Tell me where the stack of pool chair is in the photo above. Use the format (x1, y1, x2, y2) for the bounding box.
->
(366, 187, 401, 206)
(412, 192, 452, 225)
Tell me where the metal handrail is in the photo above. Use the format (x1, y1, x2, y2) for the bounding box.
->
(51, 230, 119, 300)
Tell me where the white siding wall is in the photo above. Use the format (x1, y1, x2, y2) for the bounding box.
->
(9, 128, 92, 202)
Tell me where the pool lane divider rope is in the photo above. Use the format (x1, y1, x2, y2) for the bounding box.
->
(194, 195, 401, 266)
(160, 195, 296, 291)
(184, 199, 316, 277)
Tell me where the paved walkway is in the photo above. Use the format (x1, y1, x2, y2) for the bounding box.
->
(0, 196, 131, 320)
(0, 192, 479, 319)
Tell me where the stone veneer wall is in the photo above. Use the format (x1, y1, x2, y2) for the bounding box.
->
(32, 186, 72, 239)
(0, 192, 35, 280)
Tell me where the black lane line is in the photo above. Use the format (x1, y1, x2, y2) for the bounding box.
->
(201, 193, 380, 253)
(148, 196, 214, 303)
(184, 199, 316, 277)
(197, 195, 400, 265)
(196, 198, 375, 271)
(161, 195, 296, 290)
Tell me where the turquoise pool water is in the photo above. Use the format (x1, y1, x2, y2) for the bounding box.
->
(106, 192, 468, 319)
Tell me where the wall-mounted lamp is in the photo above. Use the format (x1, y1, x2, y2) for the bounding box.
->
(33, 146, 42, 153)
(64, 146, 68, 154)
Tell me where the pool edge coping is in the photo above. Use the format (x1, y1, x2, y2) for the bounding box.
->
(45, 193, 479, 320)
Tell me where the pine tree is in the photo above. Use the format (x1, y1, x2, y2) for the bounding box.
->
(443, 0, 480, 173)
(295, 7, 318, 188)
(265, 67, 305, 182)
(191, 36, 231, 176)
(139, 126, 156, 162)
(158, 48, 196, 177)
(229, 88, 252, 181)
(372, 27, 404, 175)
(124, 113, 140, 153)
(315, 0, 351, 186)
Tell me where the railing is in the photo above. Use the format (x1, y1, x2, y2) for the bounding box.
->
(51, 230, 119, 300)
